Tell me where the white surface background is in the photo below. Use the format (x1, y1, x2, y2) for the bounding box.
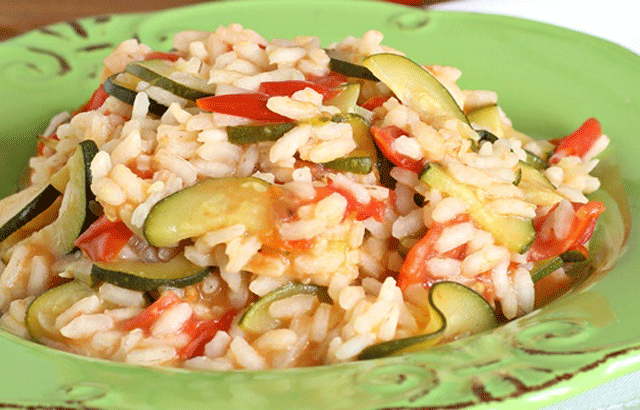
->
(428, 1, 640, 408)
(430, 0, 640, 55)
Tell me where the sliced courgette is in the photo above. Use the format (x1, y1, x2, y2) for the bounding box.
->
(560, 248, 588, 263)
(36, 140, 98, 256)
(125, 59, 216, 101)
(524, 151, 549, 170)
(516, 161, 563, 207)
(358, 281, 497, 359)
(420, 163, 535, 254)
(325, 82, 361, 114)
(530, 256, 563, 282)
(0, 184, 61, 243)
(104, 73, 169, 116)
(325, 49, 379, 81)
(143, 177, 275, 247)
(323, 113, 376, 174)
(468, 105, 504, 138)
(361, 53, 469, 125)
(25, 280, 96, 342)
(227, 123, 297, 144)
(238, 282, 330, 333)
(91, 254, 210, 292)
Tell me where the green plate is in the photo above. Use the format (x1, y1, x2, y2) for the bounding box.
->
(0, 1, 637, 409)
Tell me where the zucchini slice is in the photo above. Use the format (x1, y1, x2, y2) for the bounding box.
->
(91, 255, 210, 292)
(0, 184, 60, 243)
(25, 280, 97, 342)
(227, 123, 297, 144)
(358, 281, 497, 359)
(516, 161, 563, 207)
(36, 140, 98, 255)
(326, 50, 379, 81)
(238, 282, 330, 333)
(325, 82, 361, 114)
(104, 73, 169, 116)
(125, 59, 216, 101)
(467, 105, 504, 138)
(530, 256, 563, 282)
(361, 53, 469, 125)
(323, 113, 376, 174)
(143, 177, 275, 247)
(420, 163, 535, 254)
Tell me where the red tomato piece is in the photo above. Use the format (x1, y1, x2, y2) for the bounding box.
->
(196, 93, 295, 123)
(121, 291, 182, 333)
(397, 214, 470, 290)
(528, 201, 605, 262)
(258, 80, 333, 98)
(74, 214, 134, 262)
(550, 118, 602, 163)
(178, 310, 237, 360)
(361, 96, 391, 111)
(75, 84, 109, 114)
(307, 72, 348, 90)
(370, 125, 423, 173)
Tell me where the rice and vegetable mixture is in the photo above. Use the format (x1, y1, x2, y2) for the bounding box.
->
(0, 25, 609, 369)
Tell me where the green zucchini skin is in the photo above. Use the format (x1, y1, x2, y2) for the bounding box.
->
(125, 59, 216, 101)
(91, 255, 210, 292)
(530, 256, 563, 282)
(104, 74, 169, 116)
(25, 280, 96, 342)
(420, 163, 535, 254)
(322, 114, 376, 174)
(238, 283, 330, 334)
(227, 123, 297, 144)
(362, 53, 470, 125)
(43, 140, 98, 255)
(325, 50, 379, 81)
(0, 184, 61, 243)
(358, 281, 497, 360)
(143, 177, 274, 248)
(516, 161, 563, 207)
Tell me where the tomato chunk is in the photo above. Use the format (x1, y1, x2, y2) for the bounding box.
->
(75, 84, 109, 114)
(74, 214, 134, 262)
(197, 93, 295, 123)
(121, 291, 182, 333)
(397, 214, 470, 290)
(528, 201, 605, 262)
(371, 125, 423, 173)
(550, 118, 602, 163)
(178, 310, 237, 359)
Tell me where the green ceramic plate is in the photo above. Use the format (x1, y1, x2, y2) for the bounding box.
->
(0, 1, 637, 409)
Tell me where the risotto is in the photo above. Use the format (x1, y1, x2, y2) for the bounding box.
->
(0, 24, 609, 369)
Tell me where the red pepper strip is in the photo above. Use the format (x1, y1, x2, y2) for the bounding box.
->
(75, 84, 109, 114)
(258, 80, 335, 99)
(549, 118, 602, 163)
(196, 93, 295, 123)
(121, 291, 182, 333)
(74, 214, 134, 262)
(361, 96, 391, 111)
(397, 214, 470, 290)
(307, 72, 348, 90)
(371, 125, 423, 173)
(178, 310, 237, 360)
(144, 51, 180, 62)
(528, 201, 605, 262)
